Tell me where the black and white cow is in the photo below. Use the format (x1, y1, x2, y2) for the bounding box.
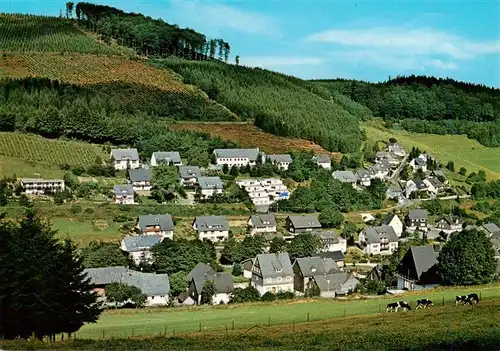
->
(466, 293, 480, 305)
(386, 301, 412, 312)
(455, 295, 468, 305)
(416, 299, 433, 309)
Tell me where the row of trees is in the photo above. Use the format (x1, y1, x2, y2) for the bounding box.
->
(72, 2, 231, 61)
(316, 76, 500, 147)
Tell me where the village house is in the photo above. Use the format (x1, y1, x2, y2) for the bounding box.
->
(293, 257, 337, 292)
(150, 151, 182, 167)
(241, 258, 255, 279)
(386, 183, 403, 200)
(135, 214, 175, 239)
(355, 169, 373, 187)
(409, 157, 427, 173)
(128, 169, 153, 192)
(480, 222, 500, 236)
(285, 215, 322, 234)
(405, 179, 429, 198)
(375, 151, 399, 166)
(266, 154, 293, 170)
(248, 214, 277, 236)
(120, 234, 163, 264)
(251, 253, 294, 295)
(213, 148, 262, 168)
(197, 176, 223, 199)
(491, 234, 500, 259)
(382, 212, 404, 237)
(358, 225, 399, 256)
(397, 244, 440, 290)
(110, 148, 140, 170)
(434, 215, 462, 234)
(237, 178, 290, 206)
(370, 161, 391, 179)
(332, 171, 358, 186)
(423, 177, 445, 196)
(388, 142, 406, 157)
(186, 263, 234, 305)
(406, 209, 429, 232)
(84, 266, 170, 306)
(431, 170, 448, 184)
(312, 154, 331, 170)
(20, 178, 65, 195)
(178, 166, 201, 187)
(113, 184, 135, 204)
(315, 231, 347, 253)
(192, 216, 229, 242)
(312, 251, 345, 268)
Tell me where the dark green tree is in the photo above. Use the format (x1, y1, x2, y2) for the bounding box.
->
(459, 167, 467, 176)
(0, 187, 7, 206)
(232, 263, 243, 276)
(151, 164, 183, 203)
(105, 282, 147, 308)
(269, 236, 288, 253)
(200, 280, 216, 305)
(438, 229, 497, 286)
(446, 161, 455, 172)
(18, 194, 32, 207)
(318, 208, 344, 228)
(81, 241, 130, 268)
(168, 271, 188, 297)
(288, 233, 322, 260)
(0, 210, 101, 339)
(229, 286, 260, 303)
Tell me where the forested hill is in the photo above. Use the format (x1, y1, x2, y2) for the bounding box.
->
(313, 76, 500, 147)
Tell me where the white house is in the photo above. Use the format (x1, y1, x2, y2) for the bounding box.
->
(405, 179, 429, 198)
(370, 161, 391, 180)
(128, 169, 153, 192)
(332, 171, 358, 186)
(120, 235, 163, 264)
(150, 151, 182, 167)
(382, 212, 404, 237)
(110, 149, 140, 170)
(197, 176, 223, 199)
(135, 214, 175, 239)
(237, 178, 290, 205)
(358, 225, 399, 256)
(251, 253, 294, 296)
(248, 214, 277, 235)
(434, 215, 462, 234)
(266, 154, 293, 170)
(355, 169, 373, 187)
(315, 231, 347, 253)
(241, 258, 255, 279)
(213, 148, 261, 167)
(313, 154, 331, 170)
(388, 143, 406, 157)
(192, 216, 229, 242)
(178, 166, 201, 187)
(186, 263, 234, 305)
(113, 184, 135, 204)
(409, 157, 427, 173)
(20, 178, 65, 195)
(84, 266, 170, 306)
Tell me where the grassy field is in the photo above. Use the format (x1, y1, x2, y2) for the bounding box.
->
(74, 284, 500, 339)
(362, 121, 500, 180)
(169, 122, 341, 160)
(0, 132, 107, 169)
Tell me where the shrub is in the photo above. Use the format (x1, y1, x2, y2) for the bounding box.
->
(113, 214, 131, 223)
(261, 292, 277, 301)
(70, 205, 82, 214)
(276, 291, 294, 300)
(84, 207, 94, 214)
(71, 166, 85, 176)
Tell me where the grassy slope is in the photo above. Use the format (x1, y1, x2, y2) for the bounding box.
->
(74, 284, 499, 339)
(362, 120, 500, 180)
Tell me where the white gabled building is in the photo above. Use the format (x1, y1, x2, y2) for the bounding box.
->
(197, 176, 223, 199)
(20, 178, 65, 195)
(151, 151, 182, 167)
(251, 253, 294, 296)
(213, 148, 262, 168)
(192, 216, 229, 242)
(266, 154, 293, 170)
(248, 215, 277, 235)
(110, 149, 140, 170)
(358, 225, 399, 256)
(313, 154, 331, 170)
(237, 178, 290, 206)
(113, 184, 135, 205)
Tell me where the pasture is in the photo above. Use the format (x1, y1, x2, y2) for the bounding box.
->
(362, 121, 500, 180)
(75, 284, 499, 339)
(0, 132, 106, 172)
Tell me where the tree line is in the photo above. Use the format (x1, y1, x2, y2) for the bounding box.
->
(73, 2, 231, 61)
(314, 75, 500, 147)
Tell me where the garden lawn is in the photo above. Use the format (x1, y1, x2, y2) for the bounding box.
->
(76, 284, 500, 339)
(0, 155, 67, 179)
(51, 218, 124, 246)
(362, 121, 500, 180)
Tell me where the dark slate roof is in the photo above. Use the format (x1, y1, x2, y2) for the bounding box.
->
(408, 209, 428, 220)
(137, 214, 174, 232)
(287, 215, 322, 229)
(313, 272, 358, 292)
(250, 214, 277, 228)
(312, 251, 345, 261)
(179, 166, 201, 179)
(412, 179, 427, 189)
(197, 176, 223, 190)
(362, 225, 399, 244)
(333, 171, 358, 183)
(186, 263, 213, 282)
(313, 154, 331, 163)
(356, 169, 373, 178)
(482, 222, 500, 235)
(214, 148, 260, 160)
(387, 184, 403, 193)
(84, 266, 170, 295)
(256, 253, 293, 278)
(383, 212, 400, 226)
(128, 169, 152, 182)
(294, 256, 339, 276)
(435, 215, 460, 226)
(187, 263, 234, 294)
(121, 235, 161, 253)
(113, 184, 134, 196)
(267, 154, 293, 163)
(415, 158, 427, 166)
(426, 177, 443, 189)
(408, 246, 439, 280)
(111, 148, 139, 161)
(314, 230, 340, 243)
(194, 216, 229, 232)
(152, 151, 181, 164)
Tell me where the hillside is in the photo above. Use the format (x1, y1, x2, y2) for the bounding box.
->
(151, 58, 364, 153)
(314, 76, 500, 147)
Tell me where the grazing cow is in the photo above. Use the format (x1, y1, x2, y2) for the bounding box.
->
(466, 293, 479, 305)
(416, 299, 433, 309)
(455, 295, 468, 305)
(386, 301, 411, 312)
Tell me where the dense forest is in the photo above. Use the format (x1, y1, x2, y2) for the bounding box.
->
(314, 76, 500, 147)
(0, 78, 235, 166)
(74, 2, 230, 60)
(151, 58, 365, 153)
